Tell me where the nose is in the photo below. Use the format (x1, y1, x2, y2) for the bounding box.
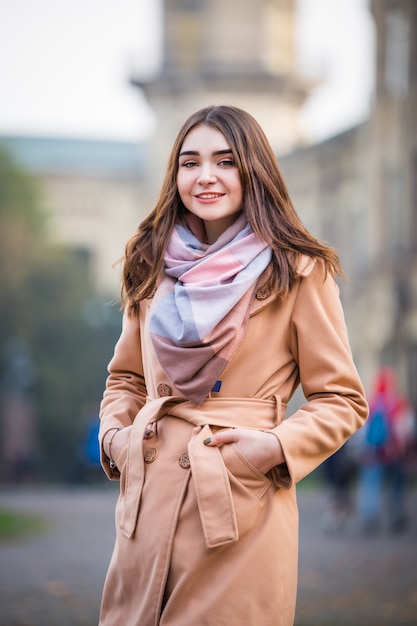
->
(197, 164, 216, 185)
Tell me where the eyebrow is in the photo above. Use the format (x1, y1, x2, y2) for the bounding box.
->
(178, 149, 233, 157)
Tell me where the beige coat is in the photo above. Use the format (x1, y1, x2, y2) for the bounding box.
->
(98, 260, 368, 626)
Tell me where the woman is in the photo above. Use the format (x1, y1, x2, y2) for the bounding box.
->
(98, 105, 368, 626)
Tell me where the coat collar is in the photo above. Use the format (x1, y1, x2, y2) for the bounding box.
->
(250, 255, 316, 315)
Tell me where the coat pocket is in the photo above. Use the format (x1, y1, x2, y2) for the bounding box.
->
(221, 442, 274, 537)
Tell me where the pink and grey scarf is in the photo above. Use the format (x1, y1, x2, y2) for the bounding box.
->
(150, 213, 272, 405)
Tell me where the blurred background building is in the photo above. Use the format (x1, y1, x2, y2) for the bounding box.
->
(281, 0, 417, 408)
(0, 135, 148, 293)
(0, 0, 416, 477)
(131, 0, 316, 176)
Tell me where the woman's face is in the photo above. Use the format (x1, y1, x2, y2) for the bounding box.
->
(177, 124, 243, 242)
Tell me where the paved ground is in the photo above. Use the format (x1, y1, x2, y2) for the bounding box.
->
(296, 485, 417, 626)
(0, 483, 416, 626)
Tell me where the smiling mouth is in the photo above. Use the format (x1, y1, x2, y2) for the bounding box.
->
(194, 193, 225, 199)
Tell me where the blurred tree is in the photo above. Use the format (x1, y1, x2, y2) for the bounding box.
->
(0, 147, 45, 231)
(0, 146, 121, 482)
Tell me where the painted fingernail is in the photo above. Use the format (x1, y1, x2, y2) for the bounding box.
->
(203, 437, 212, 445)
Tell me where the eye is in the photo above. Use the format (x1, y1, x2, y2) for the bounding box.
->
(180, 160, 198, 168)
(218, 158, 235, 167)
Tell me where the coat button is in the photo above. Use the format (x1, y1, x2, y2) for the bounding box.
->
(256, 286, 270, 300)
(144, 448, 158, 463)
(179, 452, 190, 469)
(157, 383, 172, 397)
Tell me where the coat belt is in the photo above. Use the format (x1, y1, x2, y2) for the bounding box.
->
(119, 395, 282, 549)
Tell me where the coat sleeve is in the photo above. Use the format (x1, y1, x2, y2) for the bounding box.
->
(268, 261, 368, 488)
(98, 309, 147, 479)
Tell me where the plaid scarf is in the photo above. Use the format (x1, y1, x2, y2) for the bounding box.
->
(150, 214, 272, 404)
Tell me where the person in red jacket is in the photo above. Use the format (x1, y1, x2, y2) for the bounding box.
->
(357, 366, 416, 533)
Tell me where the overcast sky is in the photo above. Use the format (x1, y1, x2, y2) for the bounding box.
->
(0, 0, 374, 143)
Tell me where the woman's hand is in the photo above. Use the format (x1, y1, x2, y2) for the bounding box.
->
(105, 423, 156, 469)
(106, 425, 132, 467)
(204, 428, 285, 475)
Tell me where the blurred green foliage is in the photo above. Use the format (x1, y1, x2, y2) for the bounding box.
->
(0, 147, 121, 482)
(0, 506, 46, 539)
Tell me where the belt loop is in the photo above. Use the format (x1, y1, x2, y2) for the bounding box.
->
(273, 394, 283, 425)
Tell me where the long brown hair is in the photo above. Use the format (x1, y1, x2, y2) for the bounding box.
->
(122, 105, 342, 312)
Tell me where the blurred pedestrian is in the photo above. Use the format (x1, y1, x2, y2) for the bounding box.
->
(1, 337, 37, 482)
(321, 442, 356, 532)
(98, 105, 368, 625)
(357, 366, 416, 533)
